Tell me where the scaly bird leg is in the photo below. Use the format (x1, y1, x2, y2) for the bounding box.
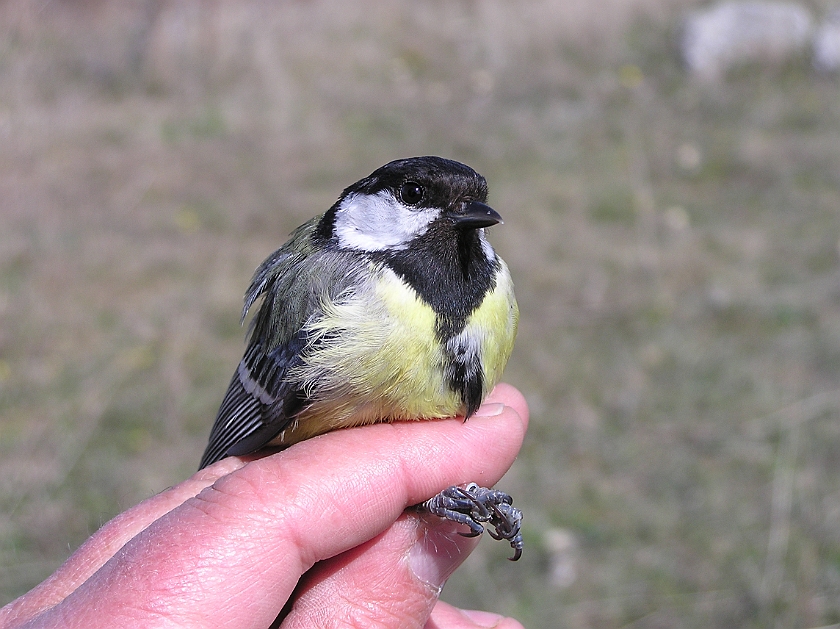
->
(420, 482, 523, 561)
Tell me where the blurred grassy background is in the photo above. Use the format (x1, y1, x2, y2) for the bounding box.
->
(2, 0, 840, 626)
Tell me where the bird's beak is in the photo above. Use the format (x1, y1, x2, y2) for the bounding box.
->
(451, 201, 503, 229)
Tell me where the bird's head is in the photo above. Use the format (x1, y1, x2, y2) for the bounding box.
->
(319, 156, 502, 252)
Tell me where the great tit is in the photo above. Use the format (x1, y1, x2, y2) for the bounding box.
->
(199, 156, 522, 558)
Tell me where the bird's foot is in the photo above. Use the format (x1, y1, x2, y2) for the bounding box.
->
(420, 482, 523, 561)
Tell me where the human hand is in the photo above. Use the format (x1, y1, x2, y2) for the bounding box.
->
(0, 384, 528, 629)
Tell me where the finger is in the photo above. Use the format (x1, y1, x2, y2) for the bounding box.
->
(281, 384, 529, 629)
(22, 389, 526, 629)
(282, 513, 478, 629)
(0, 458, 245, 627)
(426, 601, 525, 629)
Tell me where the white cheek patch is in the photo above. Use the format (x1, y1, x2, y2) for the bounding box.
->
(478, 229, 497, 262)
(334, 191, 440, 251)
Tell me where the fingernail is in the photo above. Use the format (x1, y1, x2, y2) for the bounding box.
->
(461, 609, 505, 627)
(409, 521, 475, 593)
(474, 402, 505, 417)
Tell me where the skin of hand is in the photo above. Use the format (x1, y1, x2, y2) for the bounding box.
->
(0, 384, 528, 629)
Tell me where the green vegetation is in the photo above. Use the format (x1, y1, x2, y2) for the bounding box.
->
(2, 1, 840, 626)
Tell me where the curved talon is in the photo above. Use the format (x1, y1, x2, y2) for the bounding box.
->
(487, 501, 523, 560)
(421, 483, 525, 561)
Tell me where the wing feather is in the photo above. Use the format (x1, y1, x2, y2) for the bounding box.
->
(199, 228, 370, 469)
(199, 337, 307, 469)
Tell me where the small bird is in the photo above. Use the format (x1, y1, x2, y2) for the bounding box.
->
(200, 156, 522, 558)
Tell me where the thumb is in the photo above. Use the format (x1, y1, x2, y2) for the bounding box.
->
(282, 513, 479, 628)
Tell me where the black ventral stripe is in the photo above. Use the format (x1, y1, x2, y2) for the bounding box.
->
(447, 352, 485, 419)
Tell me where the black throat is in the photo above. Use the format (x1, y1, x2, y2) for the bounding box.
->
(374, 222, 499, 340)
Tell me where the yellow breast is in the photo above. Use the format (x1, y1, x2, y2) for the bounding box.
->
(275, 261, 518, 445)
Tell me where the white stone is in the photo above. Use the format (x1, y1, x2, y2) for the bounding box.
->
(682, 2, 813, 80)
(813, 8, 840, 72)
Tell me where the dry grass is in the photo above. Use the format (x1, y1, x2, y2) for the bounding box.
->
(2, 1, 840, 626)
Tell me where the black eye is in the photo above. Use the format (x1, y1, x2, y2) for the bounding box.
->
(399, 181, 424, 205)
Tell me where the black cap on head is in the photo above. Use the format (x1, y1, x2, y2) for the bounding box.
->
(346, 156, 489, 210)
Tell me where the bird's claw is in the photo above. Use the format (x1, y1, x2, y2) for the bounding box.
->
(421, 482, 524, 561)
